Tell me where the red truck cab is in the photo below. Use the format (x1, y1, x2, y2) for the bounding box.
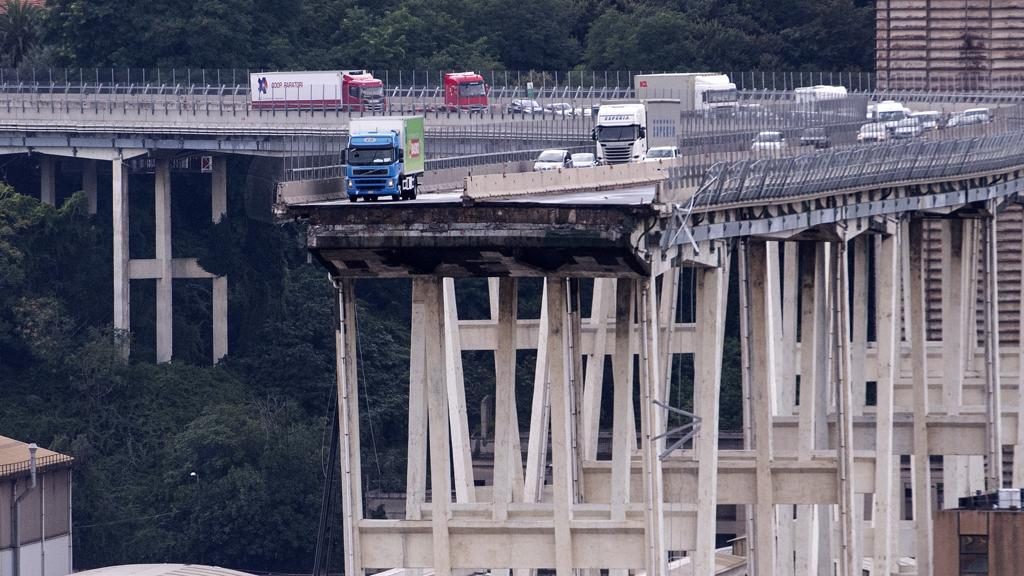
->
(342, 70, 386, 112)
(444, 72, 488, 112)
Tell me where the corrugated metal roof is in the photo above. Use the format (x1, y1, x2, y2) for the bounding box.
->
(0, 435, 73, 479)
(73, 565, 259, 576)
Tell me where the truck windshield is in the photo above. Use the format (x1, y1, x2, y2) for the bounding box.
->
(360, 86, 384, 98)
(703, 89, 738, 104)
(595, 125, 638, 142)
(348, 147, 394, 165)
(458, 82, 486, 97)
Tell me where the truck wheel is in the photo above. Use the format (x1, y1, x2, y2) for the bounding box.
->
(391, 194, 400, 201)
(348, 196, 357, 203)
(368, 195, 378, 202)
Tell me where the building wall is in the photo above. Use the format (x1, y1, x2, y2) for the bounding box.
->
(0, 470, 72, 576)
(935, 509, 1024, 576)
(876, 0, 1024, 91)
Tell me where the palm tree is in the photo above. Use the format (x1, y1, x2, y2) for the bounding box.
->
(0, 0, 42, 68)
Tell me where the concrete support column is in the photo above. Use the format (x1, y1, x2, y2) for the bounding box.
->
(638, 276, 667, 576)
(211, 157, 228, 363)
(963, 220, 981, 373)
(82, 160, 97, 214)
(796, 242, 826, 576)
(583, 278, 614, 459)
(610, 278, 635, 521)
(524, 280, 550, 503)
(908, 218, 933, 576)
(443, 278, 476, 503)
(493, 277, 520, 522)
(942, 219, 966, 415)
(422, 278, 452, 576)
(155, 158, 173, 363)
(982, 208, 1003, 490)
(832, 240, 858, 576)
(1017, 215, 1024, 486)
(873, 231, 899, 576)
(546, 278, 575, 576)
(693, 259, 730, 576)
(737, 242, 756, 559)
(745, 240, 777, 576)
(112, 159, 130, 357)
(335, 279, 363, 576)
(851, 237, 868, 416)
(406, 281, 429, 521)
(39, 155, 55, 205)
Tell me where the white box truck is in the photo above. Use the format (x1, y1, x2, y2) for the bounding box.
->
(635, 73, 738, 111)
(249, 70, 385, 111)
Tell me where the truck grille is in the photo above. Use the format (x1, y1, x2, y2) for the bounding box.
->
(352, 168, 388, 176)
(354, 178, 387, 190)
(601, 143, 633, 164)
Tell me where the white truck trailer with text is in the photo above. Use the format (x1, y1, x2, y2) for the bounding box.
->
(634, 73, 738, 111)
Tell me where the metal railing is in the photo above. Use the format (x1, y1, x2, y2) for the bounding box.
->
(0, 453, 74, 479)
(6, 69, 1024, 99)
(689, 130, 1024, 208)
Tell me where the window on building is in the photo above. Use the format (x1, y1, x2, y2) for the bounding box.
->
(959, 535, 988, 575)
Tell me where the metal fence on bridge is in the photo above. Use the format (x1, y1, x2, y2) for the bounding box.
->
(7, 68, 1024, 101)
(689, 129, 1024, 208)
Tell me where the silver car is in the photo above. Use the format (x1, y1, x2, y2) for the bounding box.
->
(570, 152, 598, 168)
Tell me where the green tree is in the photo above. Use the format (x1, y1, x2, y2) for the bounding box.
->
(0, 0, 42, 66)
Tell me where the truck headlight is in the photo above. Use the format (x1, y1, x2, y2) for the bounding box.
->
(346, 179, 354, 188)
(387, 179, 394, 187)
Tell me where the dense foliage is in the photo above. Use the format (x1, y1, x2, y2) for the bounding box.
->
(0, 0, 874, 71)
(0, 0, 862, 573)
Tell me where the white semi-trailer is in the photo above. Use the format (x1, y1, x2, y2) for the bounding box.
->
(634, 73, 738, 111)
(248, 70, 385, 111)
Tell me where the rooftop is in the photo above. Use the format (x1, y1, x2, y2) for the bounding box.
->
(73, 565, 259, 576)
(0, 435, 73, 480)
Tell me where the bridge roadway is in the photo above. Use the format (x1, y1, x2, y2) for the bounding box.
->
(291, 132, 1024, 576)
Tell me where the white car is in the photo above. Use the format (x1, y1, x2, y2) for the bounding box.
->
(751, 131, 785, 154)
(570, 153, 598, 168)
(910, 111, 940, 131)
(643, 146, 680, 162)
(857, 123, 888, 142)
(546, 103, 577, 117)
(947, 108, 991, 127)
(893, 118, 923, 139)
(533, 149, 571, 171)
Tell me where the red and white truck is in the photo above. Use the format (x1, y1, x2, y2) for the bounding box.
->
(442, 72, 488, 112)
(249, 70, 386, 111)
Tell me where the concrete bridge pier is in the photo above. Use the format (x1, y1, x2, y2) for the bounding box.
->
(112, 154, 228, 363)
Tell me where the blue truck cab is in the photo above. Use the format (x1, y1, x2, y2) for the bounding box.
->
(345, 117, 424, 202)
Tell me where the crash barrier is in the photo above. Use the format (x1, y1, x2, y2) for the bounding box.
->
(462, 161, 669, 201)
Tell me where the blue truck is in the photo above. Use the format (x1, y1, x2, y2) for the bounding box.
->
(345, 116, 425, 202)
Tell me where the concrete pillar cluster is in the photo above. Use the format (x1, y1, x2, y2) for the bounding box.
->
(331, 209, 1022, 576)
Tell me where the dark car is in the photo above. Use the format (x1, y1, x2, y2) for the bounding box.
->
(506, 99, 543, 115)
(799, 127, 831, 149)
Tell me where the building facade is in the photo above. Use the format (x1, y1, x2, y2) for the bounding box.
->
(0, 436, 74, 576)
(876, 0, 1024, 91)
